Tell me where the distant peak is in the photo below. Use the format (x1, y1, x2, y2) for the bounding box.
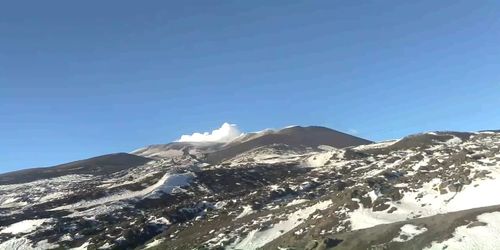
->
(279, 125, 336, 132)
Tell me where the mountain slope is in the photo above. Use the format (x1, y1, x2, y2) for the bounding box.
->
(205, 126, 372, 163)
(0, 153, 151, 185)
(132, 141, 225, 159)
(1, 129, 499, 250)
(265, 204, 500, 250)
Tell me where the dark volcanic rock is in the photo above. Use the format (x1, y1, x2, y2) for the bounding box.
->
(0, 153, 151, 185)
(206, 126, 372, 163)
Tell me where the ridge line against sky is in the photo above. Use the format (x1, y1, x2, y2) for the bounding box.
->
(1, 1, 499, 173)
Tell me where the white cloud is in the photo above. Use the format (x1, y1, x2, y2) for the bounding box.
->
(177, 123, 244, 143)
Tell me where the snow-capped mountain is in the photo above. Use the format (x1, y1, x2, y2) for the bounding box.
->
(1, 126, 499, 250)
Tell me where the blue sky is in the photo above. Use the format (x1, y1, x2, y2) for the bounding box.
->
(1, 1, 499, 173)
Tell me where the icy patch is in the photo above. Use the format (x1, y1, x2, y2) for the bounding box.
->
(236, 205, 254, 219)
(350, 160, 500, 230)
(71, 241, 90, 250)
(149, 173, 194, 198)
(445, 162, 500, 211)
(318, 145, 336, 151)
(39, 192, 66, 203)
(287, 199, 309, 207)
(349, 178, 449, 230)
(305, 151, 335, 168)
(425, 212, 500, 250)
(0, 196, 27, 208)
(52, 172, 194, 211)
(445, 136, 462, 146)
(98, 242, 112, 249)
(0, 237, 33, 250)
(143, 238, 164, 249)
(1, 218, 52, 234)
(0, 237, 58, 250)
(59, 234, 73, 242)
(132, 148, 184, 158)
(0, 174, 95, 211)
(215, 201, 228, 209)
(1, 197, 19, 206)
(391, 224, 427, 242)
(0, 174, 93, 191)
(412, 155, 430, 171)
(230, 200, 332, 250)
(226, 144, 311, 166)
(65, 202, 130, 218)
(149, 216, 171, 226)
(35, 240, 59, 249)
(353, 140, 398, 151)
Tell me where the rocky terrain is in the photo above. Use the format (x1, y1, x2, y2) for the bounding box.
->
(0, 126, 499, 250)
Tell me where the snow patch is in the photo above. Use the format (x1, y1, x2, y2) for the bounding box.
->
(445, 136, 463, 146)
(1, 218, 52, 234)
(353, 140, 398, 151)
(350, 160, 500, 230)
(318, 145, 336, 151)
(143, 238, 164, 249)
(0, 237, 33, 250)
(287, 199, 309, 207)
(391, 224, 427, 242)
(305, 151, 335, 168)
(0, 237, 58, 250)
(230, 199, 332, 250)
(39, 192, 66, 203)
(425, 212, 500, 250)
(236, 205, 255, 219)
(35, 240, 59, 249)
(52, 172, 194, 211)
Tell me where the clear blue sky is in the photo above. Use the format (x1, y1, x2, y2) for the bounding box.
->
(1, 1, 499, 173)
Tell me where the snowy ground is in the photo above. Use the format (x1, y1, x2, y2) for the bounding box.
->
(1, 219, 52, 235)
(425, 212, 500, 250)
(391, 224, 428, 242)
(229, 200, 332, 250)
(1, 131, 499, 250)
(348, 133, 500, 230)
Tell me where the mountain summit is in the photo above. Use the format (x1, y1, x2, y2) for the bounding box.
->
(205, 125, 372, 163)
(131, 125, 372, 164)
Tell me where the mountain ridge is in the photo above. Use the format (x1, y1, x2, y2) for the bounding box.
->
(0, 125, 371, 185)
(205, 126, 372, 163)
(0, 153, 151, 185)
